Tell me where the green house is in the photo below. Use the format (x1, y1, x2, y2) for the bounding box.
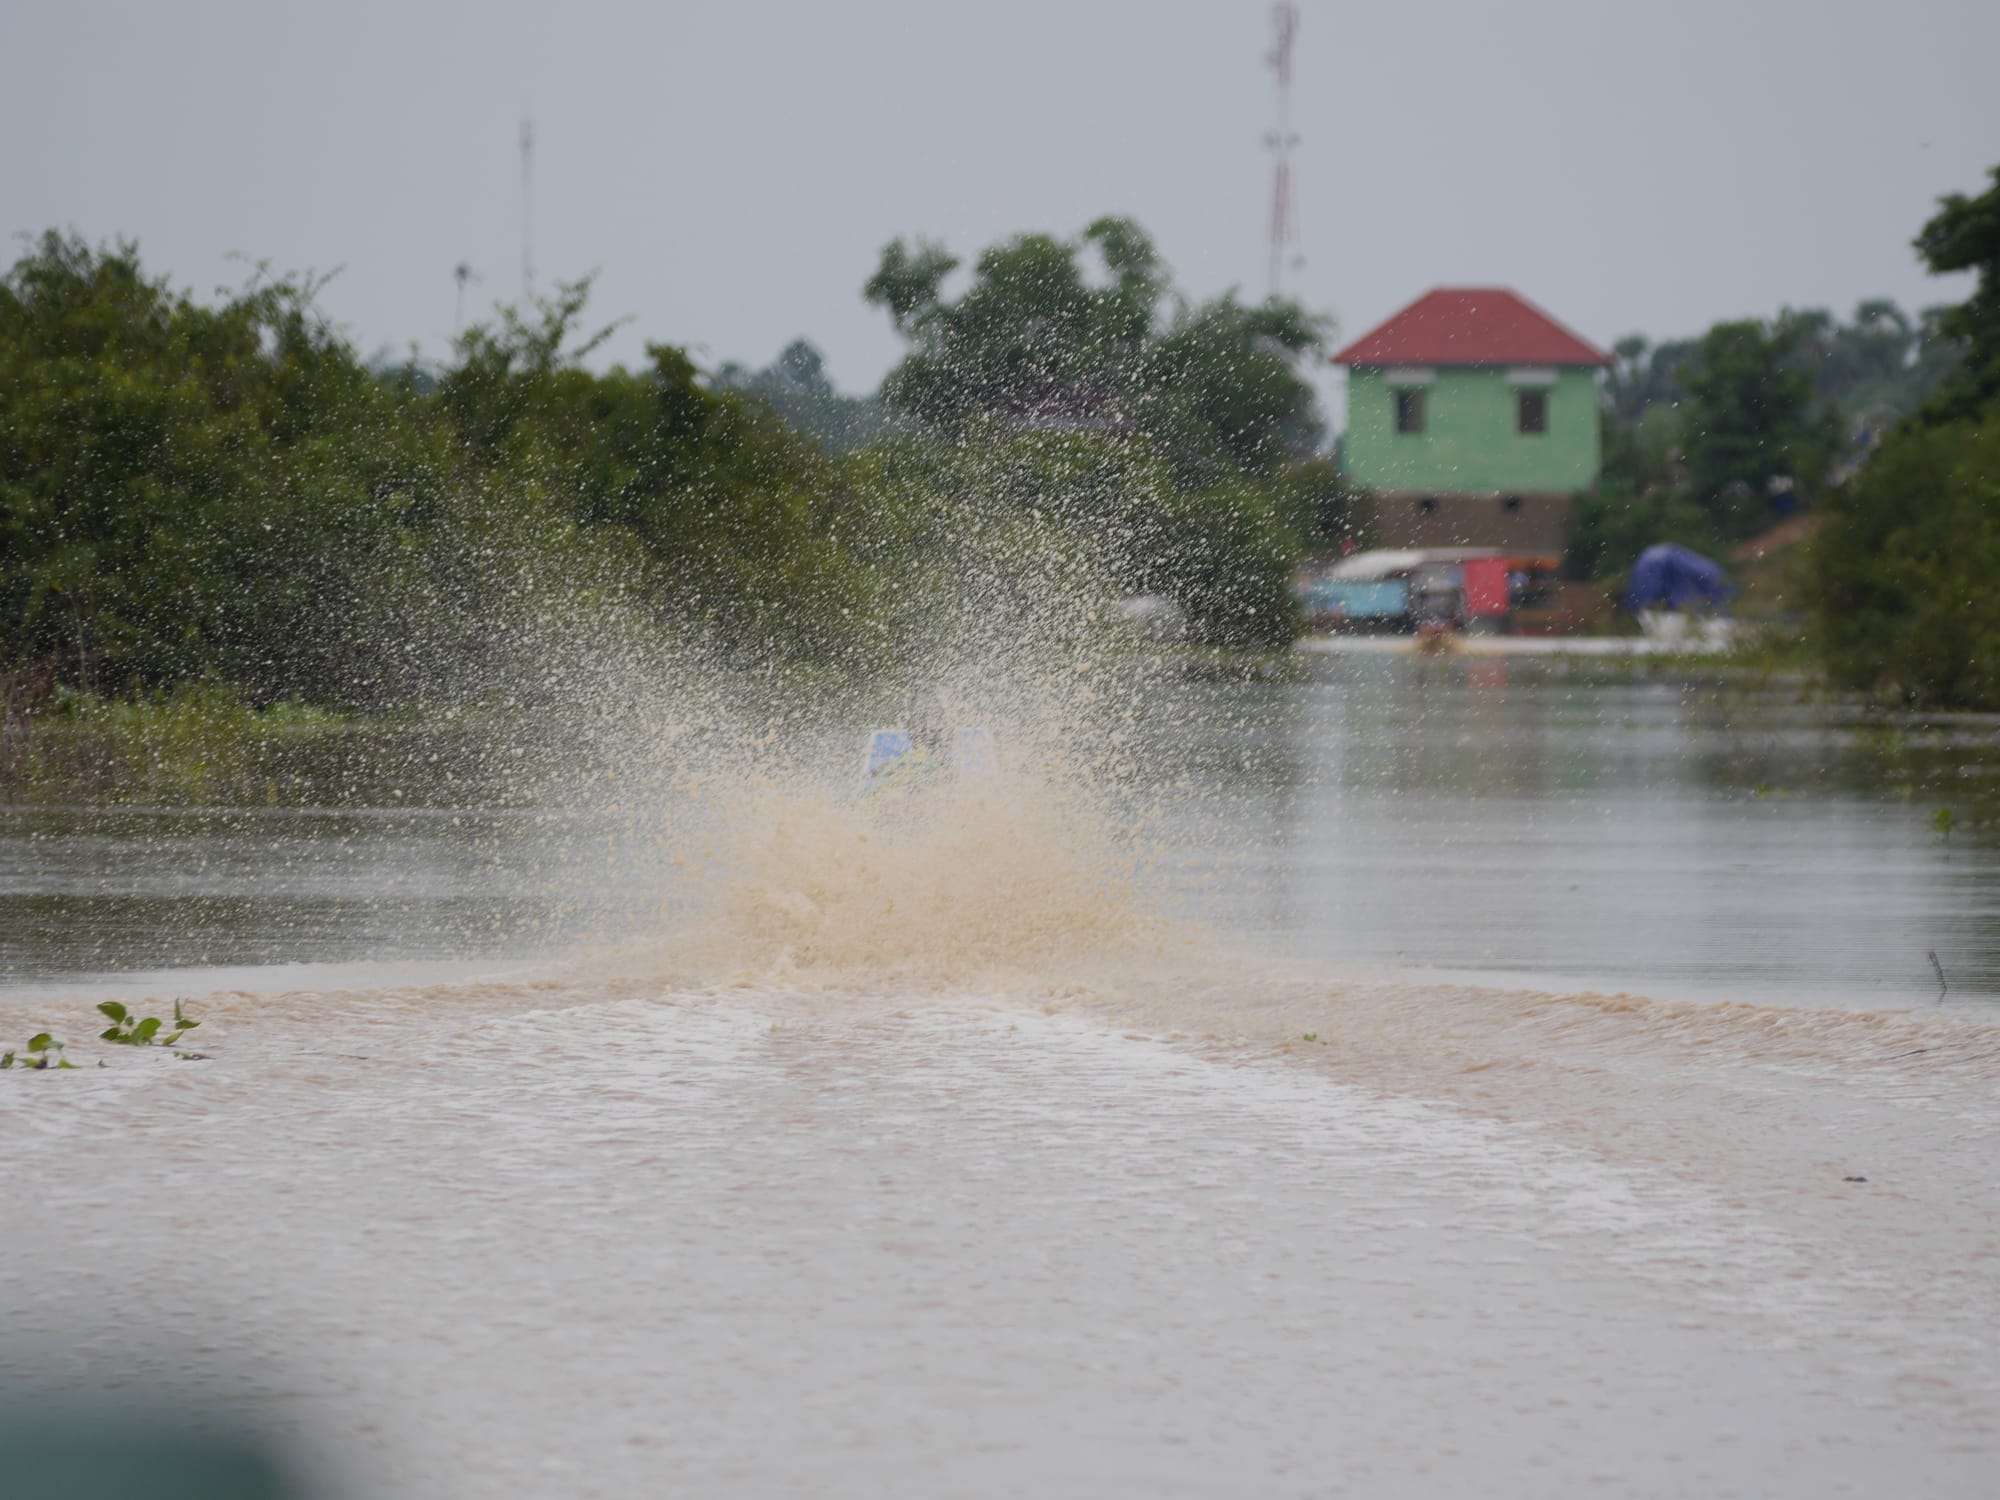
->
(1333, 288, 1610, 552)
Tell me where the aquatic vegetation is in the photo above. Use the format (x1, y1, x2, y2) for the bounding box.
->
(1, 1033, 73, 1070)
(97, 999, 200, 1048)
(1, 1007, 202, 1070)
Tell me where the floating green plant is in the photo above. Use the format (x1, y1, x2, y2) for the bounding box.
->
(2, 1033, 73, 1070)
(97, 999, 200, 1048)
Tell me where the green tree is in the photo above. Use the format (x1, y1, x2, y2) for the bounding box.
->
(1822, 300, 1912, 410)
(1563, 484, 1713, 585)
(1810, 412, 2000, 708)
(0, 232, 452, 703)
(1132, 481, 1299, 647)
(1678, 317, 1837, 540)
(864, 216, 1327, 484)
(1912, 164, 2000, 424)
(1266, 457, 1374, 552)
(0, 237, 911, 706)
(713, 339, 891, 453)
(1600, 333, 1697, 428)
(1805, 163, 2000, 709)
(434, 293, 885, 666)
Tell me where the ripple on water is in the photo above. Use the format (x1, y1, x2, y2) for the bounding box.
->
(3, 971, 1997, 1497)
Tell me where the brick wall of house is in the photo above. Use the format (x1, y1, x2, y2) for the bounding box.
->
(1370, 492, 1573, 552)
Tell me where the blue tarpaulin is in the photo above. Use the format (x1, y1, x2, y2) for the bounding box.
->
(1626, 544, 1732, 612)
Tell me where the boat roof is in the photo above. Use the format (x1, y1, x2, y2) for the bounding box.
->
(1325, 548, 1506, 581)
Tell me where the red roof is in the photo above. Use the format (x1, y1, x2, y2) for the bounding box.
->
(1331, 287, 1610, 367)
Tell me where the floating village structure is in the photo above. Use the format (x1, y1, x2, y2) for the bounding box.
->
(1332, 288, 1611, 552)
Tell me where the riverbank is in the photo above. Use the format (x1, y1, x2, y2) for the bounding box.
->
(0, 688, 512, 808)
(1299, 632, 1729, 657)
(2, 687, 346, 804)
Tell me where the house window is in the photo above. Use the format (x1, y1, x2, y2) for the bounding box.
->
(1517, 390, 1547, 435)
(1395, 389, 1426, 434)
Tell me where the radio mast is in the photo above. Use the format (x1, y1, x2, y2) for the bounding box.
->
(520, 115, 536, 305)
(1264, 4, 1301, 298)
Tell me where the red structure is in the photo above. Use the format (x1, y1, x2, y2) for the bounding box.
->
(1460, 556, 1512, 620)
(1331, 288, 1610, 369)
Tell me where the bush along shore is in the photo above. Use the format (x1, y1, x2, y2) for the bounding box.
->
(0, 675, 607, 807)
(0, 224, 1376, 762)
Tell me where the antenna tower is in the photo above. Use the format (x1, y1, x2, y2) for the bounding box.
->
(1264, 3, 1301, 298)
(519, 115, 536, 304)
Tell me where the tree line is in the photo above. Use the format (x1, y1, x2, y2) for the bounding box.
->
(1810, 165, 2000, 709)
(1, 218, 1368, 713)
(8, 168, 1996, 715)
(1574, 298, 1965, 581)
(1575, 163, 1999, 708)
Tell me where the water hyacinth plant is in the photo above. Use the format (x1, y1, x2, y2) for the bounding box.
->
(97, 999, 200, 1047)
(1, 1033, 74, 1069)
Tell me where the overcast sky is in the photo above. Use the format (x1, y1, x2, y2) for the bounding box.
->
(4, 0, 1995, 421)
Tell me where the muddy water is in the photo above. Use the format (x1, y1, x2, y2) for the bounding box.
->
(6, 656, 1996, 1004)
(4, 657, 2000, 1497)
(1155, 655, 2000, 1008)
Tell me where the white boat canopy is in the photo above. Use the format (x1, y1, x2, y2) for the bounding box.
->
(1326, 548, 1506, 582)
